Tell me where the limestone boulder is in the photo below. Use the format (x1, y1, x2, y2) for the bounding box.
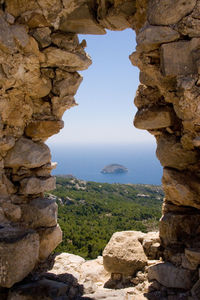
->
(20, 197, 57, 228)
(103, 231, 147, 276)
(137, 24, 180, 52)
(156, 135, 198, 170)
(4, 137, 51, 169)
(39, 224, 62, 261)
(134, 106, 174, 130)
(59, 4, 106, 35)
(148, 0, 196, 25)
(0, 226, 39, 288)
(162, 168, 200, 209)
(25, 120, 64, 141)
(20, 176, 56, 195)
(42, 47, 92, 71)
(148, 262, 192, 289)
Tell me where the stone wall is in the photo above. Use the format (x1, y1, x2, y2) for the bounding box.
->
(0, 0, 200, 296)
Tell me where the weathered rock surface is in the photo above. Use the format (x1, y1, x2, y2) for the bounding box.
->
(137, 24, 180, 52)
(162, 168, 200, 209)
(20, 197, 57, 228)
(134, 106, 174, 130)
(148, 262, 192, 289)
(156, 135, 198, 170)
(20, 176, 56, 194)
(4, 138, 51, 169)
(0, 226, 39, 288)
(39, 225, 62, 261)
(25, 120, 64, 141)
(148, 0, 196, 25)
(103, 231, 147, 276)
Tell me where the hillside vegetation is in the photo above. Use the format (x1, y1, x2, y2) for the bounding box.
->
(51, 176, 163, 259)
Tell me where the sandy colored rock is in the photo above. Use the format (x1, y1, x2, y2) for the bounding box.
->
(52, 96, 77, 119)
(39, 224, 62, 261)
(159, 212, 200, 248)
(142, 232, 160, 260)
(148, 0, 196, 25)
(162, 168, 200, 209)
(156, 135, 198, 170)
(20, 197, 57, 228)
(161, 40, 199, 76)
(5, 137, 51, 169)
(137, 24, 180, 52)
(134, 106, 174, 130)
(148, 262, 192, 289)
(20, 176, 56, 194)
(0, 226, 39, 288)
(59, 4, 106, 35)
(42, 47, 92, 71)
(53, 71, 83, 98)
(103, 231, 147, 276)
(1, 203, 21, 222)
(25, 120, 64, 141)
(32, 27, 51, 48)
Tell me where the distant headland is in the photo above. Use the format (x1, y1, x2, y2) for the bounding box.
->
(101, 164, 128, 174)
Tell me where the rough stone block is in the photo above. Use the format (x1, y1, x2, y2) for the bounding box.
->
(162, 168, 200, 209)
(161, 40, 199, 76)
(156, 135, 198, 170)
(0, 226, 39, 288)
(39, 224, 62, 261)
(59, 4, 106, 35)
(25, 120, 64, 141)
(137, 24, 180, 52)
(20, 176, 56, 195)
(42, 47, 92, 71)
(4, 137, 51, 169)
(148, 0, 196, 25)
(148, 262, 192, 289)
(103, 231, 147, 276)
(134, 106, 174, 130)
(20, 197, 57, 228)
(159, 212, 200, 248)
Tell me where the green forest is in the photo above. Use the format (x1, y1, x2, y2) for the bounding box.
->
(51, 176, 163, 259)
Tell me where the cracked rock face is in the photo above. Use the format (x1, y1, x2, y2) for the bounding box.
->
(0, 0, 199, 297)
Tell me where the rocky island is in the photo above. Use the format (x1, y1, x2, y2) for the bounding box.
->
(101, 164, 128, 174)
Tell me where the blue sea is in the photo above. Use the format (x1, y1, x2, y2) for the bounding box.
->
(49, 143, 162, 185)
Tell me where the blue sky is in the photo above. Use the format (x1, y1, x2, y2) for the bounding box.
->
(47, 29, 155, 146)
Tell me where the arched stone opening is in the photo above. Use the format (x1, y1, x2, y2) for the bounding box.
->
(0, 0, 200, 297)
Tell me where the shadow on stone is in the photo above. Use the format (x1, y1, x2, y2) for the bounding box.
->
(7, 253, 94, 300)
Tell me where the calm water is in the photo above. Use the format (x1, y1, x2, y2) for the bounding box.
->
(49, 143, 162, 185)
